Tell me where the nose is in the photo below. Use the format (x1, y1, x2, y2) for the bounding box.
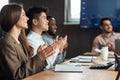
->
(108, 24, 112, 28)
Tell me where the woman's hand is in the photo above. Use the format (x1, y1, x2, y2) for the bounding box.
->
(37, 44, 57, 58)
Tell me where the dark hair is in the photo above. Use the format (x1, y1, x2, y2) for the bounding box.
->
(47, 16, 52, 20)
(44, 16, 56, 37)
(100, 17, 112, 26)
(0, 3, 22, 32)
(26, 6, 48, 29)
(0, 3, 33, 55)
(47, 16, 55, 27)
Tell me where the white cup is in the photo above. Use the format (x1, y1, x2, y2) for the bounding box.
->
(101, 46, 108, 61)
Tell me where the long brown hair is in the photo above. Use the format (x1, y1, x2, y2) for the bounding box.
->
(0, 3, 33, 54)
(0, 3, 21, 32)
(19, 29, 33, 54)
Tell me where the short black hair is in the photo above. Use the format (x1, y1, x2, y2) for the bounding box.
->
(26, 6, 48, 29)
(47, 16, 52, 20)
(100, 17, 111, 26)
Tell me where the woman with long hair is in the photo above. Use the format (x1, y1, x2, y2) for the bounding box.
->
(0, 3, 56, 80)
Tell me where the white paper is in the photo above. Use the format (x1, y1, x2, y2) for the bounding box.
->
(54, 64, 83, 72)
(70, 56, 97, 63)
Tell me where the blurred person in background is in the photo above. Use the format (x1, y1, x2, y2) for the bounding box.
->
(42, 16, 68, 64)
(85, 17, 120, 56)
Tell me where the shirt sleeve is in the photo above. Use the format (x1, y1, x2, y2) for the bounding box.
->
(54, 50, 67, 65)
(0, 41, 47, 80)
(91, 37, 100, 53)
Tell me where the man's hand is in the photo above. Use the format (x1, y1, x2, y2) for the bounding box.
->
(106, 42, 115, 51)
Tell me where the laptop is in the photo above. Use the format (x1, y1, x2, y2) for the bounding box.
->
(115, 39, 120, 55)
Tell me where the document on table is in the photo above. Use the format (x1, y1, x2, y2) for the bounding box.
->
(69, 56, 97, 63)
(54, 64, 83, 72)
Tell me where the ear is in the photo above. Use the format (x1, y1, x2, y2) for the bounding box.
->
(32, 19, 38, 25)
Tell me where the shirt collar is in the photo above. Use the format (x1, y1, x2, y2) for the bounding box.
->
(30, 30, 42, 38)
(102, 32, 115, 37)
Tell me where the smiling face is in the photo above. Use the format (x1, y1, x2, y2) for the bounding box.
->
(48, 18, 57, 34)
(16, 8, 29, 29)
(34, 12, 49, 32)
(100, 20, 113, 33)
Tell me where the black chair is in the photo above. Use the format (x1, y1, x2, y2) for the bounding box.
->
(114, 53, 120, 71)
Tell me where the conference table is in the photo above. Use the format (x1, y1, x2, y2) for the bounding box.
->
(23, 56, 120, 80)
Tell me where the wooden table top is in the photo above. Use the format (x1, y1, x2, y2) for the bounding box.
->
(23, 57, 119, 80)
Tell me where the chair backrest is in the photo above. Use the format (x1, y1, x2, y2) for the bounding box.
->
(115, 39, 120, 55)
(114, 53, 120, 71)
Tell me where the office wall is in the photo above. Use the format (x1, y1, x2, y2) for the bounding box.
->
(9, 0, 64, 25)
(9, 0, 105, 58)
